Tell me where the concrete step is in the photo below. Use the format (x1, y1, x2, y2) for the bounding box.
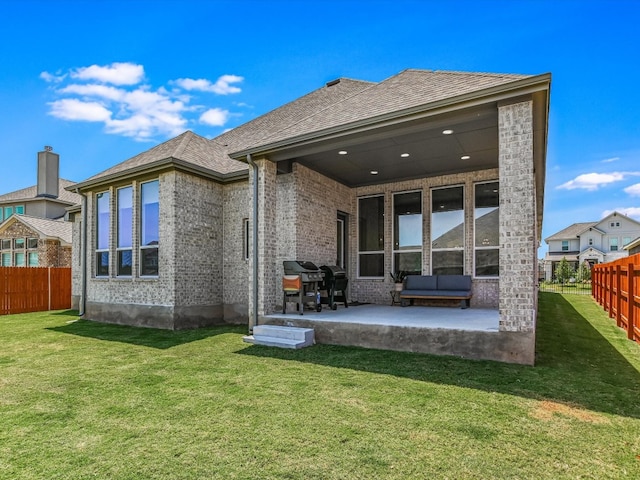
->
(243, 325, 315, 349)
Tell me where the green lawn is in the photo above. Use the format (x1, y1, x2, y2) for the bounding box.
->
(1, 293, 639, 479)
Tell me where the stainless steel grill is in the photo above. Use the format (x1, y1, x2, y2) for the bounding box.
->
(283, 261, 323, 312)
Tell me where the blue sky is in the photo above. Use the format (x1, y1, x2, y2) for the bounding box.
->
(1, 0, 639, 256)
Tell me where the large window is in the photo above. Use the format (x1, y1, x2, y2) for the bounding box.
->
(431, 186, 464, 275)
(96, 191, 110, 276)
(117, 186, 133, 276)
(358, 195, 384, 277)
(474, 181, 499, 277)
(610, 238, 618, 251)
(393, 191, 422, 274)
(140, 180, 159, 276)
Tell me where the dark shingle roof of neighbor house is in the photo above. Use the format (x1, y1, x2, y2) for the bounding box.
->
(545, 222, 599, 242)
(0, 214, 72, 244)
(0, 179, 82, 205)
(72, 68, 541, 188)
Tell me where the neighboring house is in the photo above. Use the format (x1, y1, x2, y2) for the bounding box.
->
(68, 69, 551, 364)
(623, 237, 640, 256)
(543, 211, 640, 280)
(0, 148, 80, 267)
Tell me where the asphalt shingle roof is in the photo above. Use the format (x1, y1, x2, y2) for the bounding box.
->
(4, 214, 72, 244)
(545, 222, 598, 242)
(0, 179, 82, 205)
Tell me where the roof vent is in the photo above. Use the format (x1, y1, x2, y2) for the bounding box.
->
(326, 78, 341, 87)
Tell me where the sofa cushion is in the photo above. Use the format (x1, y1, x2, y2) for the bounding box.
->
(404, 275, 437, 291)
(437, 274, 471, 291)
(400, 289, 440, 297)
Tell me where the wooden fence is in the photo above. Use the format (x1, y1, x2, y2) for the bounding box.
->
(0, 267, 72, 315)
(592, 253, 640, 345)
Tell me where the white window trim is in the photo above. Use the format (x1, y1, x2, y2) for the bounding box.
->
(392, 190, 423, 275)
(357, 194, 385, 279)
(430, 184, 465, 275)
(473, 181, 499, 279)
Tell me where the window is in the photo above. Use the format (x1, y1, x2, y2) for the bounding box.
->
(14, 238, 25, 250)
(610, 238, 618, 251)
(243, 218, 250, 260)
(393, 191, 422, 275)
(15, 205, 24, 214)
(27, 238, 38, 249)
(474, 181, 499, 277)
(623, 237, 631, 247)
(1, 252, 10, 266)
(14, 252, 25, 267)
(588, 238, 593, 246)
(431, 186, 464, 275)
(1, 239, 10, 250)
(561, 240, 569, 252)
(4, 206, 13, 219)
(117, 186, 133, 276)
(28, 252, 38, 267)
(140, 180, 159, 276)
(96, 191, 110, 276)
(358, 195, 384, 277)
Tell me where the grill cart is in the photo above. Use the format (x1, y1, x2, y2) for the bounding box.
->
(283, 261, 323, 312)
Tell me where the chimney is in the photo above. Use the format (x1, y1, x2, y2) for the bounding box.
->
(37, 146, 59, 198)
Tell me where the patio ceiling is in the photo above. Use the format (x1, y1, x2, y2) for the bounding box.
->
(270, 103, 499, 187)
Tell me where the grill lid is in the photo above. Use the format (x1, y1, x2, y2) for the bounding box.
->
(320, 265, 346, 279)
(283, 260, 320, 273)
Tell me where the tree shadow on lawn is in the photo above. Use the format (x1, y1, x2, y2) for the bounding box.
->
(48, 320, 245, 349)
(238, 293, 640, 419)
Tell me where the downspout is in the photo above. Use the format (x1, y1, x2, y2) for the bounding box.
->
(75, 189, 88, 316)
(246, 154, 259, 332)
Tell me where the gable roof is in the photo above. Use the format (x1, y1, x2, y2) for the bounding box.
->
(0, 214, 72, 244)
(545, 222, 598, 242)
(0, 178, 81, 205)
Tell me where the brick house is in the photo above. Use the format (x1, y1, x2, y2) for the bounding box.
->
(543, 211, 640, 280)
(69, 69, 551, 364)
(0, 148, 80, 267)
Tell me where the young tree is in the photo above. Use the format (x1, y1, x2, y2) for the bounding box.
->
(577, 261, 592, 282)
(554, 257, 574, 284)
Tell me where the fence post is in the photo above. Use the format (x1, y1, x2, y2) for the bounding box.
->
(615, 264, 622, 326)
(48, 267, 51, 311)
(628, 261, 635, 341)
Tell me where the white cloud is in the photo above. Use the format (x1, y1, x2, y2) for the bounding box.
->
(601, 157, 619, 163)
(48, 98, 112, 122)
(200, 108, 230, 126)
(174, 74, 243, 94)
(602, 207, 640, 220)
(557, 172, 626, 191)
(71, 62, 144, 85)
(40, 71, 66, 83)
(624, 183, 640, 196)
(43, 62, 241, 141)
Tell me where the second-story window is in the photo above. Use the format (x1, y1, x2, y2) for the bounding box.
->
(561, 240, 569, 251)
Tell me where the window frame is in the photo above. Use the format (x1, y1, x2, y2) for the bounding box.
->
(473, 181, 499, 278)
(357, 194, 385, 279)
(116, 186, 133, 277)
(430, 185, 465, 276)
(610, 237, 618, 251)
(561, 240, 569, 252)
(392, 190, 423, 276)
(139, 180, 159, 277)
(95, 190, 110, 277)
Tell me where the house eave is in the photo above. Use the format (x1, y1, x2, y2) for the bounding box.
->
(229, 73, 552, 160)
(66, 157, 248, 192)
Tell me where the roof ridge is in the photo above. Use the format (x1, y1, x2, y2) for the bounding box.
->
(171, 130, 197, 159)
(252, 77, 381, 147)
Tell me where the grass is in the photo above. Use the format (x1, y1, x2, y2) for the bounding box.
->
(1, 293, 639, 479)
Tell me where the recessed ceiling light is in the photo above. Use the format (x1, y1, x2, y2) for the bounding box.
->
(370, 170, 378, 175)
(338, 150, 348, 155)
(400, 153, 410, 158)
(442, 129, 454, 135)
(461, 155, 470, 160)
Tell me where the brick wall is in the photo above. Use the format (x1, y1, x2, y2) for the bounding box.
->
(0, 222, 70, 267)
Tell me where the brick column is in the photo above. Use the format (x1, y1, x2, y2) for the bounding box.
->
(498, 99, 537, 333)
(250, 158, 277, 322)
